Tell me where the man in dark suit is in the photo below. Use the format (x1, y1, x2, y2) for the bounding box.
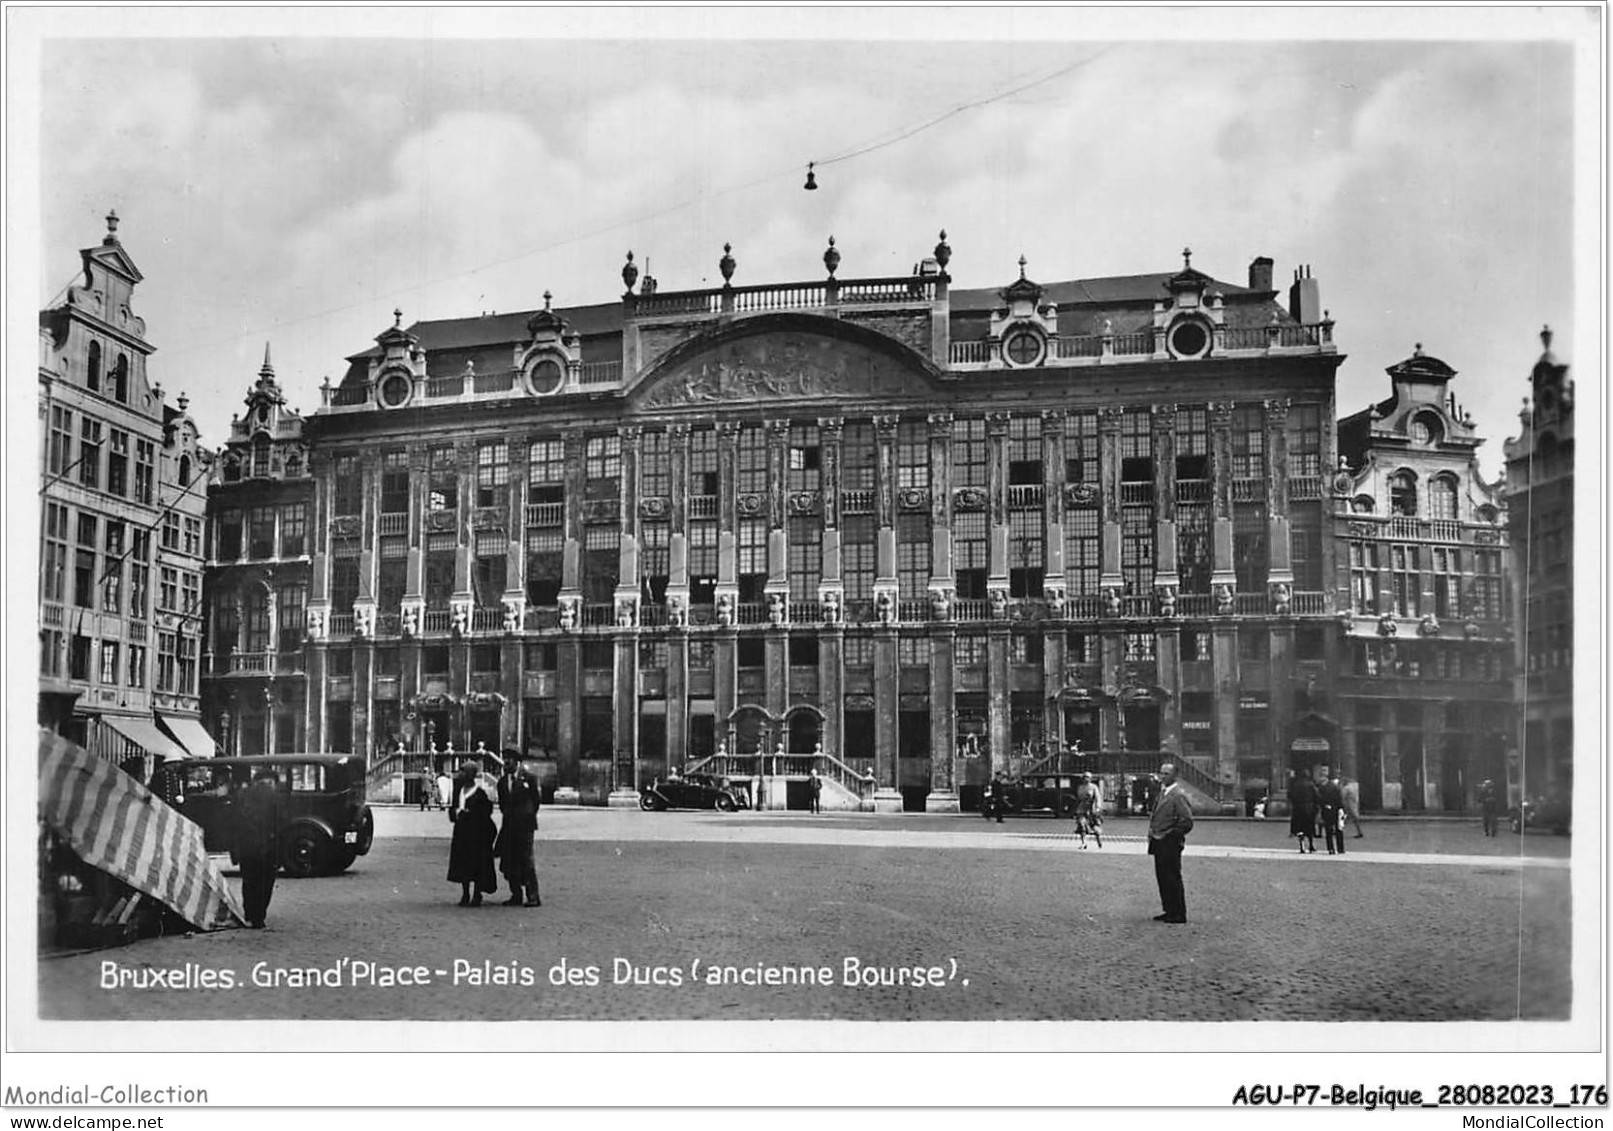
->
(496, 751, 542, 907)
(235, 770, 282, 929)
(1147, 761, 1194, 924)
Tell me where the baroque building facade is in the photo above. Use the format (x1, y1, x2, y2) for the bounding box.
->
(203, 239, 1357, 811)
(38, 215, 213, 777)
(1503, 328, 1574, 801)
(1332, 346, 1511, 812)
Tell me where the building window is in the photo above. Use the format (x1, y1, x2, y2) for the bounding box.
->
(278, 585, 306, 644)
(1124, 632, 1156, 661)
(85, 342, 101, 393)
(1390, 544, 1421, 617)
(377, 553, 406, 613)
(99, 640, 119, 685)
(788, 425, 820, 491)
(843, 515, 875, 601)
(1472, 549, 1504, 619)
(1233, 505, 1267, 594)
(48, 407, 73, 477)
(1238, 630, 1269, 662)
(252, 435, 272, 479)
(43, 502, 68, 603)
(1121, 506, 1153, 598)
(279, 504, 305, 558)
(1290, 526, 1322, 590)
(330, 453, 362, 516)
(428, 446, 458, 511)
(1066, 413, 1097, 485)
(586, 433, 620, 484)
(1428, 474, 1459, 521)
(788, 516, 820, 598)
(156, 567, 178, 614)
(69, 634, 92, 681)
(842, 423, 875, 491)
(178, 637, 197, 695)
(156, 632, 178, 692)
(134, 440, 155, 504)
(1389, 470, 1417, 517)
(1009, 509, 1043, 598)
(101, 549, 122, 615)
(953, 632, 986, 666)
(177, 455, 191, 488)
(687, 428, 718, 497)
(737, 637, 764, 669)
(953, 417, 987, 488)
(1066, 630, 1097, 664)
(1350, 541, 1379, 614)
(688, 520, 718, 604)
(843, 635, 874, 666)
(638, 522, 669, 605)
(1120, 411, 1152, 484)
(791, 635, 822, 667)
(111, 354, 129, 403)
(583, 525, 619, 604)
(895, 635, 927, 670)
(1176, 504, 1211, 593)
(217, 509, 243, 561)
(738, 519, 767, 602)
(1432, 547, 1461, 618)
(183, 516, 202, 557)
(126, 643, 146, 688)
(1009, 632, 1043, 665)
(380, 451, 410, 514)
(74, 549, 97, 609)
(738, 426, 767, 494)
(129, 563, 149, 620)
(107, 430, 129, 497)
(1288, 404, 1322, 478)
(1175, 407, 1209, 481)
(330, 558, 361, 614)
(158, 511, 178, 552)
(78, 419, 102, 490)
(897, 514, 931, 596)
(1180, 630, 1210, 662)
(243, 507, 272, 559)
(639, 431, 669, 499)
(181, 572, 200, 619)
(1064, 508, 1100, 597)
(1008, 415, 1042, 488)
(688, 638, 714, 669)
(639, 637, 669, 669)
(954, 510, 987, 599)
(897, 421, 929, 489)
(1232, 406, 1265, 480)
(476, 440, 509, 507)
(526, 529, 562, 606)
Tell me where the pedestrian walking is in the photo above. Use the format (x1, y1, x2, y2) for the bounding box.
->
(1341, 776, 1364, 838)
(447, 761, 498, 907)
(1318, 773, 1346, 855)
(1288, 770, 1320, 854)
(1075, 773, 1103, 848)
(1478, 778, 1500, 837)
(495, 751, 542, 907)
(435, 766, 453, 811)
(986, 773, 1006, 823)
(235, 769, 282, 930)
(1147, 761, 1193, 923)
(809, 768, 823, 814)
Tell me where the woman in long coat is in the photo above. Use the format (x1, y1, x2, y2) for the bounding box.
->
(1288, 770, 1320, 854)
(447, 764, 498, 905)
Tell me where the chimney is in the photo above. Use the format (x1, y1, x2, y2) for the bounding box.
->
(1288, 264, 1321, 324)
(1248, 256, 1274, 294)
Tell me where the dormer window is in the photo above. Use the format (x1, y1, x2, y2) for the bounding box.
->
(525, 356, 566, 396)
(1409, 412, 1442, 445)
(1389, 470, 1417, 516)
(1003, 328, 1044, 367)
(377, 370, 413, 409)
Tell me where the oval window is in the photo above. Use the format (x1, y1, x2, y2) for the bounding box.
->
(1004, 331, 1042, 367)
(527, 358, 565, 396)
(377, 372, 413, 409)
(1169, 320, 1209, 359)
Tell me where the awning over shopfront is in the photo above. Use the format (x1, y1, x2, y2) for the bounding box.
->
(102, 716, 189, 763)
(161, 715, 217, 759)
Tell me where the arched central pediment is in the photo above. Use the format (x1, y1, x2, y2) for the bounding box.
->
(629, 312, 944, 411)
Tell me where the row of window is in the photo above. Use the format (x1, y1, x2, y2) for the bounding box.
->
(39, 628, 196, 693)
(1346, 543, 1505, 618)
(79, 341, 131, 403)
(216, 504, 306, 561)
(47, 407, 169, 502)
(42, 503, 200, 616)
(1351, 641, 1508, 681)
(1349, 470, 1497, 522)
(326, 406, 1325, 518)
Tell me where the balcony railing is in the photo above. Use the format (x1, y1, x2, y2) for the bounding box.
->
(736, 603, 767, 625)
(582, 604, 615, 628)
(524, 606, 560, 631)
(789, 601, 821, 624)
(330, 383, 371, 407)
(899, 600, 929, 623)
(1175, 479, 1210, 503)
(840, 489, 875, 514)
(472, 606, 504, 632)
(1007, 484, 1043, 509)
(954, 598, 990, 622)
(1064, 595, 1102, 619)
(578, 361, 623, 386)
(525, 502, 564, 527)
(1232, 478, 1265, 503)
(638, 604, 667, 628)
(376, 613, 401, 637)
(687, 495, 718, 519)
(328, 614, 354, 638)
(474, 371, 515, 396)
(1234, 594, 1267, 615)
(949, 340, 992, 365)
(378, 512, 408, 536)
(426, 374, 464, 399)
(1175, 593, 1214, 616)
(424, 608, 452, 634)
(1120, 482, 1154, 505)
(627, 275, 934, 321)
(1288, 475, 1324, 501)
(1051, 334, 1104, 360)
(1291, 590, 1327, 615)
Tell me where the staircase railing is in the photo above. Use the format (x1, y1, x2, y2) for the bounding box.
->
(681, 750, 875, 801)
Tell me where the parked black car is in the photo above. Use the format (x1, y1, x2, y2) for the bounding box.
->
(640, 772, 750, 812)
(1511, 794, 1571, 835)
(981, 775, 1080, 819)
(154, 754, 376, 877)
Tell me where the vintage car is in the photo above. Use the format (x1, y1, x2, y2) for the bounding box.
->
(982, 775, 1080, 820)
(639, 772, 750, 812)
(154, 754, 376, 877)
(1511, 794, 1571, 836)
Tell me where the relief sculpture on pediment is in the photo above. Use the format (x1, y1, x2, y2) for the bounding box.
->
(639, 334, 929, 409)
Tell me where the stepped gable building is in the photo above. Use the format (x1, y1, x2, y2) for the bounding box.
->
(250, 238, 1346, 811)
(1503, 327, 1574, 800)
(1332, 345, 1511, 812)
(39, 214, 213, 777)
(200, 346, 315, 756)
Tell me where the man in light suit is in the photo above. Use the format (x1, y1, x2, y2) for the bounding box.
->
(1147, 761, 1194, 924)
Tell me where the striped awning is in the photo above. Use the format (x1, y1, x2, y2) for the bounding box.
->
(161, 715, 217, 759)
(38, 730, 244, 932)
(102, 716, 189, 763)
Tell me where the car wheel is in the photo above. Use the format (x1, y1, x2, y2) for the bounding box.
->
(715, 793, 737, 813)
(329, 849, 358, 875)
(282, 828, 329, 878)
(354, 808, 375, 855)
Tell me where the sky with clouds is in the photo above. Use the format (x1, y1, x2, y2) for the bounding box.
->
(20, 9, 1596, 478)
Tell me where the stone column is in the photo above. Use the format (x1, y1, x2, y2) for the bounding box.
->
(869, 415, 902, 809)
(817, 417, 843, 588)
(1208, 403, 1237, 596)
(666, 423, 690, 623)
(554, 429, 585, 799)
(926, 414, 959, 812)
(1097, 407, 1124, 600)
(609, 426, 643, 805)
(1265, 399, 1293, 593)
(1041, 410, 1067, 603)
(986, 412, 1011, 605)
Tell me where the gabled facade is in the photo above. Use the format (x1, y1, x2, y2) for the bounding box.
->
(200, 347, 315, 756)
(1332, 346, 1511, 810)
(209, 238, 1352, 811)
(1503, 327, 1573, 800)
(38, 214, 212, 776)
